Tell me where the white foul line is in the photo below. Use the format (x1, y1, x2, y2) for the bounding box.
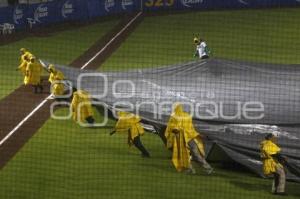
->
(0, 12, 142, 146)
(0, 96, 52, 146)
(81, 12, 142, 70)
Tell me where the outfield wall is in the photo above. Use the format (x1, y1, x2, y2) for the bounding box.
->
(143, 0, 300, 11)
(0, 0, 299, 31)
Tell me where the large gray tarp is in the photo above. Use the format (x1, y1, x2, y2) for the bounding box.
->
(48, 58, 300, 181)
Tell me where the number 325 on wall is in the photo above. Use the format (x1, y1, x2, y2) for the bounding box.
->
(145, 0, 174, 7)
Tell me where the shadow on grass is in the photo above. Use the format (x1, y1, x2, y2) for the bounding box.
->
(286, 182, 300, 197)
(230, 180, 269, 191)
(230, 179, 300, 197)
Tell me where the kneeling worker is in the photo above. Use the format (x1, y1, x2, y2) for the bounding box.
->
(71, 90, 95, 125)
(48, 64, 65, 98)
(110, 111, 150, 158)
(165, 103, 213, 174)
(260, 133, 287, 195)
(194, 37, 210, 59)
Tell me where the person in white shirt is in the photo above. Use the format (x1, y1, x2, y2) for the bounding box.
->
(194, 37, 209, 59)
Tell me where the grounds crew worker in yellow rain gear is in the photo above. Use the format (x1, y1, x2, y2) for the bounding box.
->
(48, 64, 65, 97)
(165, 103, 213, 174)
(71, 90, 95, 124)
(24, 56, 43, 93)
(260, 133, 287, 195)
(110, 112, 150, 158)
(17, 48, 33, 76)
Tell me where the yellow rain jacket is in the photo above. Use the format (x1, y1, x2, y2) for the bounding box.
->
(18, 51, 32, 75)
(165, 104, 205, 171)
(24, 59, 42, 85)
(114, 112, 144, 146)
(48, 65, 65, 96)
(260, 140, 283, 175)
(71, 90, 94, 123)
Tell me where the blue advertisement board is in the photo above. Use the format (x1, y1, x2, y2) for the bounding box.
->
(142, 0, 300, 11)
(57, 0, 89, 22)
(0, 5, 27, 29)
(99, 0, 140, 16)
(12, 5, 28, 29)
(86, 0, 102, 18)
(25, 0, 89, 28)
(0, 0, 299, 30)
(87, 0, 140, 18)
(25, 2, 59, 27)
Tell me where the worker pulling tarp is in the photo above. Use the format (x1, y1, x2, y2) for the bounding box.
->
(42, 58, 300, 182)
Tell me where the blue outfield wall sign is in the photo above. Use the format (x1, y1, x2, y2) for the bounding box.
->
(12, 5, 27, 29)
(0, 5, 27, 29)
(0, 0, 90, 29)
(142, 0, 300, 11)
(0, 0, 299, 30)
(25, 0, 89, 28)
(58, 0, 89, 22)
(103, 0, 139, 14)
(87, 0, 140, 18)
(26, 3, 58, 27)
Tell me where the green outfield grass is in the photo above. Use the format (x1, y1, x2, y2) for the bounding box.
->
(101, 8, 300, 71)
(0, 18, 119, 100)
(0, 108, 299, 199)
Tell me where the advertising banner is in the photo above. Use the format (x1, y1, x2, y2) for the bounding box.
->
(142, 0, 300, 11)
(0, 0, 299, 30)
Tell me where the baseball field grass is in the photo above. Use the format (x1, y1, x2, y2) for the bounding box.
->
(0, 18, 120, 100)
(0, 108, 299, 199)
(101, 8, 300, 71)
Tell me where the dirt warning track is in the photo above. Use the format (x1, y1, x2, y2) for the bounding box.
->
(0, 12, 144, 169)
